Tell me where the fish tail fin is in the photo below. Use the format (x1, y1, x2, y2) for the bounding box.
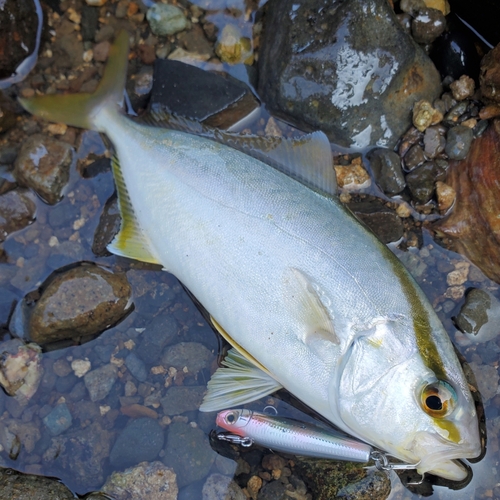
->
(19, 30, 129, 131)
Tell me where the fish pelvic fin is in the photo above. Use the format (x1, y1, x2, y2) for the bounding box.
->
(19, 30, 129, 131)
(199, 348, 283, 412)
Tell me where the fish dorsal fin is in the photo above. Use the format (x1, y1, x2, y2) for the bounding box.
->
(106, 156, 162, 265)
(141, 110, 337, 197)
(210, 316, 271, 375)
(199, 348, 283, 412)
(285, 268, 340, 348)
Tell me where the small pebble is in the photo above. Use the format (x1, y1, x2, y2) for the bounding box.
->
(72, 358, 91, 378)
(449, 75, 475, 101)
(411, 8, 446, 44)
(43, 403, 72, 436)
(146, 3, 188, 37)
(412, 100, 443, 132)
(435, 181, 455, 212)
(445, 125, 473, 160)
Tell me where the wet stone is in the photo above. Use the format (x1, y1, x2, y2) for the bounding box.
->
(467, 362, 499, 402)
(0, 288, 18, 328)
(14, 134, 72, 205)
(335, 470, 391, 500)
(404, 143, 426, 170)
(146, 3, 188, 36)
(202, 473, 246, 500)
(43, 403, 72, 436)
(423, 126, 446, 158)
(411, 8, 446, 44)
(28, 264, 132, 345)
(84, 363, 118, 402)
(366, 148, 406, 194)
(163, 421, 216, 488)
(0, 189, 36, 242)
(455, 289, 491, 335)
(348, 201, 404, 244)
(215, 24, 253, 65)
(125, 351, 148, 382)
(136, 314, 179, 365)
(102, 461, 178, 500)
(400, 0, 426, 15)
(109, 417, 165, 469)
(258, 0, 441, 149)
(412, 100, 443, 132)
(445, 125, 474, 160)
(0, 467, 76, 500)
(92, 193, 120, 256)
(257, 480, 289, 500)
(480, 42, 500, 104)
(160, 386, 206, 415)
(161, 342, 212, 375)
(450, 75, 475, 101)
(405, 161, 437, 203)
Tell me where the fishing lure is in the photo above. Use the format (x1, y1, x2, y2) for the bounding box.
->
(216, 408, 417, 471)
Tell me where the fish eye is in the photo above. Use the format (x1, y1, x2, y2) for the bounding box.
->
(226, 412, 237, 424)
(420, 380, 457, 418)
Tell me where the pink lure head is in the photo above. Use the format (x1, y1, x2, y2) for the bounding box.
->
(216, 409, 252, 435)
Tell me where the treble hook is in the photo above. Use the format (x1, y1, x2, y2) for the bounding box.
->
(369, 450, 420, 472)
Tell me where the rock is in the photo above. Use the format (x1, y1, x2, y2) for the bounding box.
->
(161, 342, 212, 375)
(480, 42, 500, 104)
(124, 352, 148, 382)
(348, 201, 404, 244)
(28, 264, 132, 344)
(0, 288, 18, 329)
(102, 461, 178, 500)
(258, 0, 441, 149)
(445, 125, 474, 160)
(0, 339, 43, 406)
(110, 417, 165, 469)
(400, 0, 426, 15)
(454, 289, 500, 346)
(163, 421, 216, 488)
(435, 181, 455, 212)
(147, 3, 188, 36)
(411, 8, 446, 44)
(450, 75, 475, 101)
(14, 134, 73, 205)
(0, 467, 76, 499)
(84, 363, 118, 401)
(405, 161, 437, 203)
(149, 59, 259, 129)
(334, 158, 371, 191)
(423, 125, 446, 158)
(295, 458, 390, 500)
(412, 99, 443, 132)
(404, 143, 426, 170)
(136, 314, 179, 365)
(366, 148, 406, 195)
(160, 386, 206, 415)
(467, 362, 499, 402)
(434, 123, 500, 282)
(92, 193, 120, 256)
(48, 421, 113, 490)
(43, 403, 73, 436)
(202, 473, 246, 500)
(0, 91, 18, 134)
(430, 15, 481, 81)
(215, 24, 253, 65)
(178, 24, 214, 60)
(0, 0, 38, 80)
(0, 189, 36, 242)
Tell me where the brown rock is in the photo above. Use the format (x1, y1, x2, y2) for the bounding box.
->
(434, 122, 500, 283)
(14, 134, 72, 205)
(0, 189, 36, 242)
(138, 44, 156, 65)
(121, 404, 159, 419)
(480, 43, 500, 103)
(93, 40, 111, 62)
(29, 264, 132, 344)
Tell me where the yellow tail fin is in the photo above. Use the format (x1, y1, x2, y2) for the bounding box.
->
(19, 30, 129, 131)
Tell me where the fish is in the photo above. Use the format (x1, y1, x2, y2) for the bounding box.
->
(19, 30, 481, 481)
(216, 408, 373, 462)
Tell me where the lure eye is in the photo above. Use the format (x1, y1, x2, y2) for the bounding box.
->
(420, 380, 457, 418)
(225, 412, 237, 424)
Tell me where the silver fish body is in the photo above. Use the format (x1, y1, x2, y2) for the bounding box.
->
(19, 31, 481, 481)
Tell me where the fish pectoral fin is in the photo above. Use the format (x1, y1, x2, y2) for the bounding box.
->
(285, 268, 340, 346)
(199, 348, 283, 412)
(106, 156, 162, 266)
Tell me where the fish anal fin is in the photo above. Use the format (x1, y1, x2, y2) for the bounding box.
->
(285, 268, 340, 346)
(106, 156, 162, 265)
(199, 348, 283, 412)
(210, 316, 271, 375)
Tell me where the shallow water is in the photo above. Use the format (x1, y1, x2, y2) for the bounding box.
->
(0, 1, 499, 499)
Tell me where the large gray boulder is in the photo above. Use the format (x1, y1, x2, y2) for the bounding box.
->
(258, 0, 442, 149)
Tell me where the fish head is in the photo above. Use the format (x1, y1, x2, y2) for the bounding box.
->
(334, 318, 481, 481)
(216, 409, 252, 435)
